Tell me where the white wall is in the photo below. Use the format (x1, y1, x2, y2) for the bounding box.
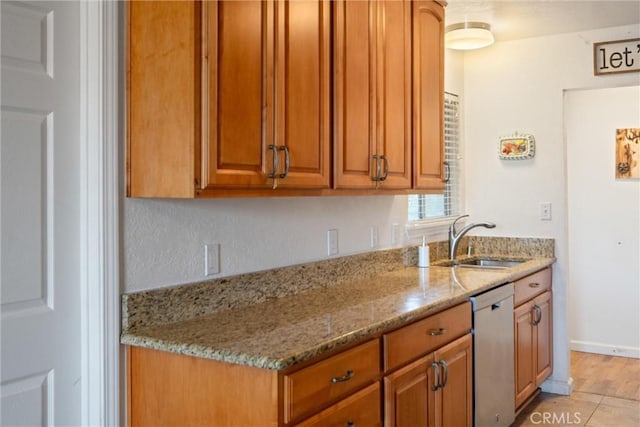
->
(463, 24, 640, 393)
(124, 196, 407, 291)
(566, 86, 640, 357)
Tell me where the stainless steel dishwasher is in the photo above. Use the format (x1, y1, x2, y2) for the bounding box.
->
(471, 283, 515, 427)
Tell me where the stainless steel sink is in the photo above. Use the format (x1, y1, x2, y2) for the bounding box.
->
(459, 259, 524, 268)
(435, 258, 526, 270)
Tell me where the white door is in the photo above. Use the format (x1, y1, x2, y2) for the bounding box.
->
(566, 86, 640, 357)
(1, 1, 82, 425)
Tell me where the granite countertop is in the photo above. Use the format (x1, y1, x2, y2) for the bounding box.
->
(121, 252, 554, 370)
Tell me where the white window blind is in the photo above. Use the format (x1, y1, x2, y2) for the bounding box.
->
(408, 92, 460, 221)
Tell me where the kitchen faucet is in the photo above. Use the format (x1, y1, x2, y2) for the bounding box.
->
(449, 214, 496, 261)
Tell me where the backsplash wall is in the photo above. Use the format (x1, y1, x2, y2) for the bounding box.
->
(123, 196, 409, 292)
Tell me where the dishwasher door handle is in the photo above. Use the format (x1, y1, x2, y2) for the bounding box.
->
(491, 302, 502, 310)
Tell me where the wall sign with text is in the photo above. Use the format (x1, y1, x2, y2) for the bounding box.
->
(594, 38, 640, 76)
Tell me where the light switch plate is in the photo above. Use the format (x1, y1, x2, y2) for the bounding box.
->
(205, 243, 220, 275)
(540, 202, 552, 221)
(391, 223, 404, 246)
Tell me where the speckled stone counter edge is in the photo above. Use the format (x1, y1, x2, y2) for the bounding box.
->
(122, 236, 554, 334)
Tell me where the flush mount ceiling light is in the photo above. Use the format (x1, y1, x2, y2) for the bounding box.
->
(445, 22, 494, 50)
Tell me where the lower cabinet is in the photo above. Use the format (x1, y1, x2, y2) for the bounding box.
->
(128, 338, 382, 427)
(384, 334, 472, 427)
(384, 357, 433, 426)
(295, 382, 381, 427)
(383, 302, 473, 427)
(513, 268, 553, 410)
(127, 302, 473, 426)
(283, 339, 381, 424)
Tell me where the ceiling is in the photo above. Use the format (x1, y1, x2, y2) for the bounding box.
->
(445, 1, 640, 42)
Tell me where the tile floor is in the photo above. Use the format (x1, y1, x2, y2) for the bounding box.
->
(513, 351, 640, 426)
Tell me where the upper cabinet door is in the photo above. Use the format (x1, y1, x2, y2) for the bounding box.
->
(333, 0, 377, 189)
(202, 1, 274, 189)
(127, 1, 201, 198)
(334, 0, 412, 190)
(376, 0, 412, 189)
(413, 0, 445, 191)
(203, 0, 331, 191)
(275, 0, 331, 189)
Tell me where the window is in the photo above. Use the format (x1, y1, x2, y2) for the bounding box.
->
(408, 92, 461, 221)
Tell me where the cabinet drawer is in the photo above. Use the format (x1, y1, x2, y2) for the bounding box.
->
(514, 267, 551, 306)
(294, 382, 381, 427)
(283, 339, 380, 424)
(383, 302, 471, 372)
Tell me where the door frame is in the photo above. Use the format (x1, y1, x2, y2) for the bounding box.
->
(79, 1, 120, 425)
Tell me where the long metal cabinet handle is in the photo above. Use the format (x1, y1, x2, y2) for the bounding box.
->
(443, 161, 450, 182)
(431, 362, 441, 391)
(380, 155, 389, 181)
(372, 154, 382, 181)
(267, 144, 279, 179)
(330, 369, 355, 383)
(532, 305, 542, 325)
(439, 360, 449, 388)
(279, 145, 290, 179)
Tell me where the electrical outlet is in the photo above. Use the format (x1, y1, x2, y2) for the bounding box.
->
(327, 229, 338, 256)
(205, 243, 220, 276)
(540, 202, 552, 221)
(370, 226, 379, 248)
(391, 223, 404, 246)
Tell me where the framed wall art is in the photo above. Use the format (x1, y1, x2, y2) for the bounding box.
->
(616, 128, 640, 179)
(498, 133, 535, 160)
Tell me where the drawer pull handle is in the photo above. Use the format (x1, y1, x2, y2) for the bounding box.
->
(428, 328, 446, 336)
(330, 370, 354, 383)
(347, 421, 355, 427)
(529, 282, 541, 288)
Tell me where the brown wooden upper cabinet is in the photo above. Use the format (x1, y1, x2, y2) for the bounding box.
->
(333, 0, 412, 189)
(128, 0, 331, 197)
(203, 0, 331, 193)
(413, 0, 445, 191)
(127, 0, 445, 198)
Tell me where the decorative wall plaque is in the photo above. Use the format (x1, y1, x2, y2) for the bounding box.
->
(594, 38, 640, 76)
(498, 133, 535, 160)
(616, 128, 640, 179)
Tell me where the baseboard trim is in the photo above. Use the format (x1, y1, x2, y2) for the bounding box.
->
(541, 377, 573, 396)
(570, 340, 640, 359)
